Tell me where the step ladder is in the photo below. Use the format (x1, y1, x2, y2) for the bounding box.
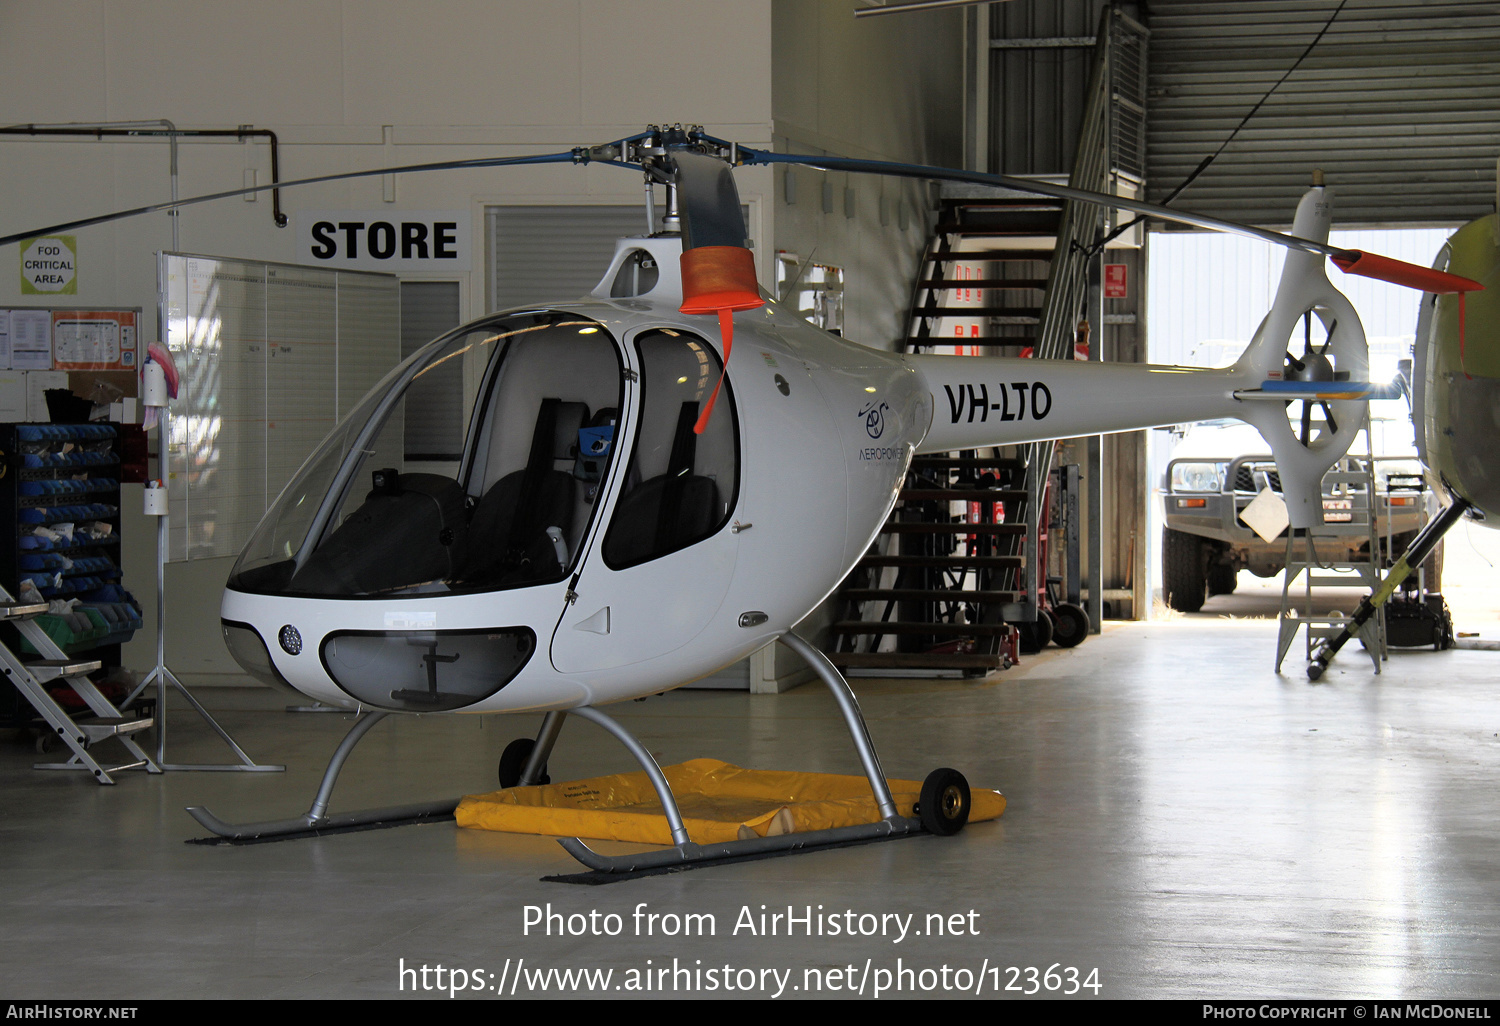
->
(1275, 454, 1385, 674)
(0, 589, 160, 783)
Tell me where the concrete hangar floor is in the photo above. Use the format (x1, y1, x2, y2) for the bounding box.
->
(3, 611, 1500, 1000)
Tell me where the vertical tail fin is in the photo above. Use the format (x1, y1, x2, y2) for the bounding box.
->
(1232, 187, 1369, 528)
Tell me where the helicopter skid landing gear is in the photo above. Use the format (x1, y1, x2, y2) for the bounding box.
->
(185, 711, 458, 841)
(185, 635, 969, 866)
(549, 632, 945, 878)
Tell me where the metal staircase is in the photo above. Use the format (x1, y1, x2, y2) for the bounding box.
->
(903, 196, 1060, 354)
(828, 5, 1147, 673)
(829, 454, 1025, 675)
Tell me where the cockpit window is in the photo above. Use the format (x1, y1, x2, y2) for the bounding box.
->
(602, 330, 738, 569)
(227, 311, 623, 597)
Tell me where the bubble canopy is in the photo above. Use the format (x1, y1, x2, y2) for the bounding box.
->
(226, 310, 628, 599)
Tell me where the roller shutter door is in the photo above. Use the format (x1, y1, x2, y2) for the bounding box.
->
(1147, 0, 1500, 226)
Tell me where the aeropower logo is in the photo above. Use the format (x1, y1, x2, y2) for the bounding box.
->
(859, 400, 890, 439)
(855, 400, 899, 464)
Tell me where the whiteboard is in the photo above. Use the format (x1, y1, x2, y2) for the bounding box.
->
(159, 253, 400, 562)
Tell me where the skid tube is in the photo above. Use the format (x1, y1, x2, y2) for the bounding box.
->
(186, 711, 458, 841)
(550, 632, 923, 876)
(186, 633, 947, 864)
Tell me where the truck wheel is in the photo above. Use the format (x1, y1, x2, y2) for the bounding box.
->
(1208, 561, 1238, 596)
(1163, 529, 1207, 612)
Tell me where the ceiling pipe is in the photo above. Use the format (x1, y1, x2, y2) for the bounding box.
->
(0, 121, 289, 236)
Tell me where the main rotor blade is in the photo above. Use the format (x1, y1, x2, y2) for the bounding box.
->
(0, 149, 587, 248)
(741, 149, 1342, 257)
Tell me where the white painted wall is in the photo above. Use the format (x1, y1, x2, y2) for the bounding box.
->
(771, 0, 964, 349)
(0, 0, 961, 686)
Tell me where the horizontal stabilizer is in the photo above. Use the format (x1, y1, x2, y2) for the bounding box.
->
(1236, 380, 1404, 401)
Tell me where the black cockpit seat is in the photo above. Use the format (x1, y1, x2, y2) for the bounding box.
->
(288, 471, 469, 595)
(602, 401, 722, 568)
(458, 398, 588, 586)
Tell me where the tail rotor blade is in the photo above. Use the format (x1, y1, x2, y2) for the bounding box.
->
(1317, 318, 1337, 357)
(1319, 401, 1338, 435)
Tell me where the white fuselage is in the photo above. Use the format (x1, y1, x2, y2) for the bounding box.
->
(221, 297, 928, 712)
(223, 200, 1363, 714)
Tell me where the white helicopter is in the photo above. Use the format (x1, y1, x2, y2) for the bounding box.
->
(3, 126, 1473, 875)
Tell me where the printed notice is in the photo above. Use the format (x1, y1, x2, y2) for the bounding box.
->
(10, 309, 51, 370)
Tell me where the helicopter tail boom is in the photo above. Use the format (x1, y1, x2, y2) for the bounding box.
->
(910, 356, 1251, 453)
(908, 185, 1377, 530)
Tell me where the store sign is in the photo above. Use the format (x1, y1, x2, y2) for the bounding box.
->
(295, 211, 472, 272)
(20, 235, 77, 295)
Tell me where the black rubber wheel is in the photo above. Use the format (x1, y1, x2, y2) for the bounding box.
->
(1163, 528, 1207, 612)
(1016, 609, 1053, 654)
(1050, 602, 1090, 648)
(498, 737, 549, 788)
(1207, 561, 1238, 597)
(916, 768, 971, 836)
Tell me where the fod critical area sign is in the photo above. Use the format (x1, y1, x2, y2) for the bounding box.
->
(295, 211, 471, 272)
(21, 235, 77, 295)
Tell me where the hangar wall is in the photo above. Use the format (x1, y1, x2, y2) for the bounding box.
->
(770, 0, 965, 350)
(0, 1, 964, 685)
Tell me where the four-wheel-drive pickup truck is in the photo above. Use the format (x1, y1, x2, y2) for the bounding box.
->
(1162, 450, 1426, 612)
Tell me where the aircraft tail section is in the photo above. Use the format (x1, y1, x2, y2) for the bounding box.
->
(1226, 186, 1369, 528)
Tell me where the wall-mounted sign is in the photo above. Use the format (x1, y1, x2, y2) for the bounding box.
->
(295, 210, 472, 272)
(1104, 263, 1128, 299)
(52, 309, 138, 371)
(21, 235, 77, 295)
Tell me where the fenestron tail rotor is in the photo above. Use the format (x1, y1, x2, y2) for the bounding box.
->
(1284, 309, 1345, 447)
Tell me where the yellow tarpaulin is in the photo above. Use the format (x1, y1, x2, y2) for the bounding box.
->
(456, 758, 1006, 845)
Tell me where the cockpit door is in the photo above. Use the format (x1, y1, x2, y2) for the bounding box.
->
(550, 328, 740, 674)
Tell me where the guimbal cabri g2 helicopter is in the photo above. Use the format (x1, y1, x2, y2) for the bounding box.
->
(3, 125, 1483, 875)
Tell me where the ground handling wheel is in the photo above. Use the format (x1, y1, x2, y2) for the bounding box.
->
(1016, 608, 1054, 654)
(498, 737, 549, 788)
(1049, 602, 1090, 648)
(914, 768, 971, 835)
